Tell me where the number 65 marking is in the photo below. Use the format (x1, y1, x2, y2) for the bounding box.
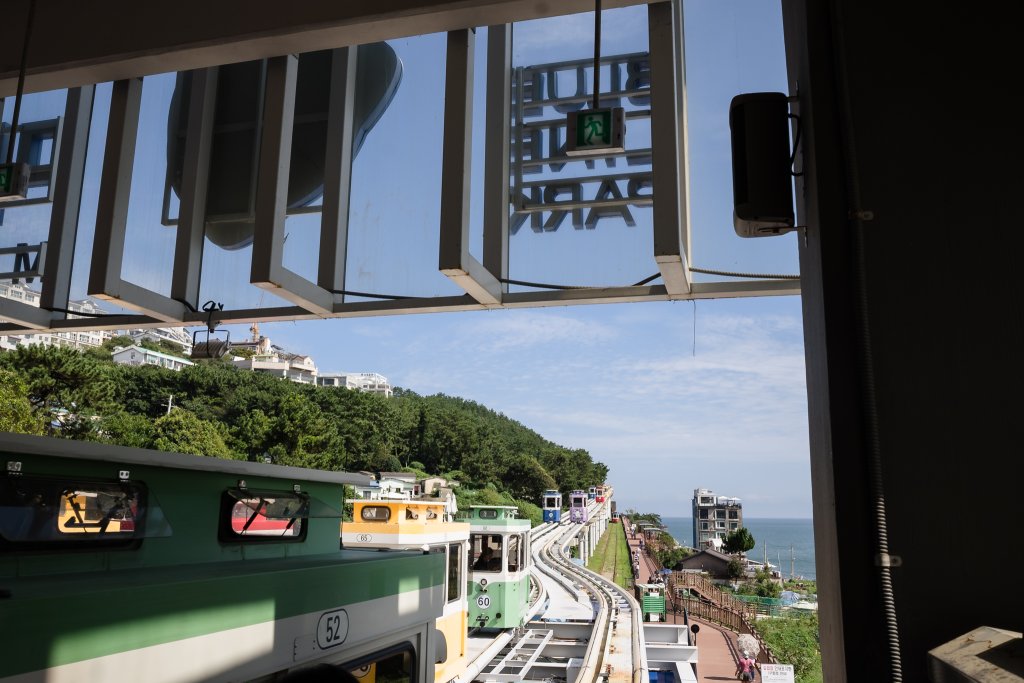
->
(317, 609, 349, 649)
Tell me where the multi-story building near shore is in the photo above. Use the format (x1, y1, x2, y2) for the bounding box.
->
(692, 488, 743, 549)
(317, 372, 392, 397)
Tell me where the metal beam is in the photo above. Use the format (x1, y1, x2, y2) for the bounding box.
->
(483, 24, 511, 290)
(439, 29, 502, 306)
(40, 85, 94, 312)
(0, 299, 53, 329)
(171, 67, 218, 308)
(0, 0, 657, 97)
(319, 48, 357, 297)
(648, 1, 690, 298)
(88, 78, 142, 304)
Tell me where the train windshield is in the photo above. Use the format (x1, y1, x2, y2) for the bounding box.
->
(470, 533, 503, 572)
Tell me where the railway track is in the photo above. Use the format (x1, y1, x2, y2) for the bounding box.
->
(464, 500, 649, 683)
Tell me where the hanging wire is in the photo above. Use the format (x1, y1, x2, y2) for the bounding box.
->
(689, 266, 800, 280)
(6, 0, 37, 166)
(593, 0, 602, 110)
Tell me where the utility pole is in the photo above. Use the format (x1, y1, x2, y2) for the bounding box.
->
(162, 395, 174, 416)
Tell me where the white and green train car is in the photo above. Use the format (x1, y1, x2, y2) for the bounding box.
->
(0, 433, 446, 683)
(466, 505, 532, 630)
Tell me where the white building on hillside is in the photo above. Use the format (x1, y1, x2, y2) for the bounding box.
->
(0, 283, 110, 351)
(111, 345, 194, 372)
(318, 372, 392, 397)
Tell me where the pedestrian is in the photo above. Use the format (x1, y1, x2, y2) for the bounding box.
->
(735, 651, 757, 681)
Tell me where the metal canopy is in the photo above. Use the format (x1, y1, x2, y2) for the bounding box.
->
(0, 1, 798, 337)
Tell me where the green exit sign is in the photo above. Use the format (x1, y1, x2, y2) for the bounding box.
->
(565, 107, 625, 157)
(0, 162, 30, 201)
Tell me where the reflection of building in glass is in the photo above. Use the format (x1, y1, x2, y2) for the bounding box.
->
(692, 488, 743, 549)
(123, 327, 193, 356)
(317, 372, 392, 397)
(0, 283, 110, 351)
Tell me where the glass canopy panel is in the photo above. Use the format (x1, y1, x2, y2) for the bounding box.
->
(61, 82, 155, 317)
(120, 72, 178, 296)
(467, 28, 489, 266)
(193, 56, 301, 312)
(0, 88, 67, 299)
(683, 0, 799, 282)
(343, 33, 462, 301)
(508, 8, 657, 292)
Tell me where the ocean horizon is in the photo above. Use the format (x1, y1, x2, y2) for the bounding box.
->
(660, 516, 817, 580)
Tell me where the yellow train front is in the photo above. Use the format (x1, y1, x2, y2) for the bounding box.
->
(342, 500, 470, 683)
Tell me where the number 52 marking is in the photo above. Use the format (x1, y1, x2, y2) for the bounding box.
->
(317, 609, 350, 649)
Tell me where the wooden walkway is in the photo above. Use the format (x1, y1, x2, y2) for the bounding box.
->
(621, 519, 744, 683)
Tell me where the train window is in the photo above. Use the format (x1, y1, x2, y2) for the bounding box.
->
(361, 505, 392, 522)
(344, 643, 415, 683)
(220, 489, 314, 543)
(507, 534, 522, 572)
(545, 497, 557, 508)
(0, 475, 169, 549)
(477, 508, 498, 519)
(447, 542, 462, 602)
(470, 533, 503, 572)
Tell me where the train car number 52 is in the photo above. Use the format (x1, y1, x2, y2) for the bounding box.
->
(317, 609, 349, 649)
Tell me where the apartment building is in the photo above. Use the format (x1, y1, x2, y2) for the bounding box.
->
(692, 488, 743, 549)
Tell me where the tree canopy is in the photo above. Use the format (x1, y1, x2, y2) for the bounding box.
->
(723, 526, 756, 554)
(0, 346, 609, 506)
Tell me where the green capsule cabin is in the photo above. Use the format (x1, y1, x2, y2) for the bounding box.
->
(466, 505, 532, 630)
(0, 433, 446, 683)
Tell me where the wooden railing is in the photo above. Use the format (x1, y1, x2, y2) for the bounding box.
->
(668, 572, 777, 665)
(670, 571, 756, 618)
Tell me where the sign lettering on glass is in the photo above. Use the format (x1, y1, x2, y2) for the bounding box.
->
(511, 53, 652, 234)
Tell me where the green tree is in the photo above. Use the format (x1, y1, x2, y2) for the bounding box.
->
(723, 526, 756, 554)
(0, 344, 115, 436)
(150, 410, 232, 458)
(727, 557, 746, 579)
(0, 369, 45, 434)
(96, 411, 155, 448)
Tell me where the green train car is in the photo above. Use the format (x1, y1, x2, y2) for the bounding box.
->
(465, 506, 532, 630)
(0, 433, 446, 683)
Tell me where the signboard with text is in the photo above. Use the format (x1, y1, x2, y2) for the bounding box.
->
(760, 663, 795, 683)
(511, 52, 652, 234)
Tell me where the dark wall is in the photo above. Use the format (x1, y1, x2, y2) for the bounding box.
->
(786, 0, 1022, 679)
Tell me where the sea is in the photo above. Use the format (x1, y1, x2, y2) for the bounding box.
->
(661, 517, 817, 580)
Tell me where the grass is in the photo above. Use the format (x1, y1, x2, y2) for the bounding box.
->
(587, 523, 634, 590)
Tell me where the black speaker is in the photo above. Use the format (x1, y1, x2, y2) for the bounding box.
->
(729, 92, 795, 237)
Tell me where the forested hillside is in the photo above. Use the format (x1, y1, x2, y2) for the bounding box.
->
(0, 344, 608, 507)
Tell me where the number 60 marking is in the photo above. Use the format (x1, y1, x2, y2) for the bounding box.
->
(317, 609, 349, 649)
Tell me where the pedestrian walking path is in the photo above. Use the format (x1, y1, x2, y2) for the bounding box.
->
(621, 517, 744, 683)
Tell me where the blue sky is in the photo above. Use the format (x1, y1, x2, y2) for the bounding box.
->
(256, 292, 811, 519)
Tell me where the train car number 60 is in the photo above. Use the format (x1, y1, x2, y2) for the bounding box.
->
(317, 609, 350, 649)
(476, 595, 491, 609)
